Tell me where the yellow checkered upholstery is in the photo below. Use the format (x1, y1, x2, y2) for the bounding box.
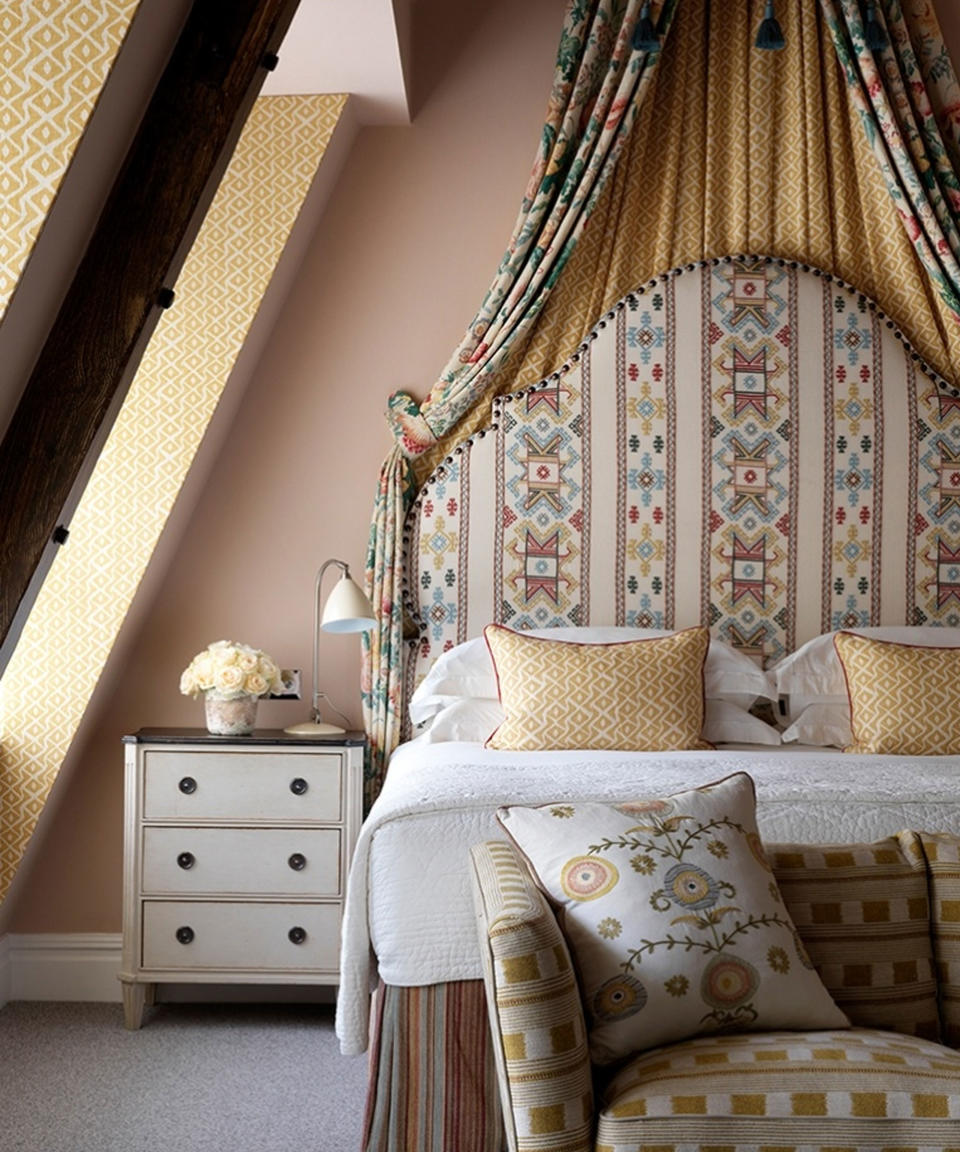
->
(470, 840, 594, 1152)
(472, 836, 960, 1152)
(922, 832, 960, 1047)
(769, 832, 941, 1040)
(597, 1028, 960, 1150)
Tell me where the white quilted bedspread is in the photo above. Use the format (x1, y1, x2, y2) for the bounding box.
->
(335, 741, 960, 1055)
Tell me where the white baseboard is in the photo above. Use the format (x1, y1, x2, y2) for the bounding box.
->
(0, 933, 123, 1003)
(0, 933, 338, 1007)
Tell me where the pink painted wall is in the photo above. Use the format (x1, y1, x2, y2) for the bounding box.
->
(5, 0, 567, 932)
(6, 0, 960, 934)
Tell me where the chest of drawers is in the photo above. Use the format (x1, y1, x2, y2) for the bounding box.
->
(119, 728, 364, 1028)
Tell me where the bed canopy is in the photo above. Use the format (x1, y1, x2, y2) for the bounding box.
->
(362, 0, 960, 806)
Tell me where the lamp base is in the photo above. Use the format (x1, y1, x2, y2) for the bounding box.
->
(283, 719, 346, 736)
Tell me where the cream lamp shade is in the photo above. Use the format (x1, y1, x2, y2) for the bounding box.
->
(321, 571, 377, 633)
(284, 558, 375, 736)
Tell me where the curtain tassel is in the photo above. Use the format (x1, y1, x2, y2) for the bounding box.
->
(864, 2, 887, 51)
(633, 2, 659, 52)
(755, 0, 785, 50)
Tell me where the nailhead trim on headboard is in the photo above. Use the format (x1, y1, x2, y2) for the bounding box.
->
(399, 253, 958, 730)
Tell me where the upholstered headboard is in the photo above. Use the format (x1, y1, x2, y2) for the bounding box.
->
(400, 255, 960, 720)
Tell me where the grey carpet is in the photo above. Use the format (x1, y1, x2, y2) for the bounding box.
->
(0, 1001, 367, 1152)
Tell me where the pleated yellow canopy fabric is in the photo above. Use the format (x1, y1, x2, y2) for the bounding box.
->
(506, 0, 960, 404)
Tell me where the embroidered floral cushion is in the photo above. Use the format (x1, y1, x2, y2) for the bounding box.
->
(498, 772, 849, 1065)
(484, 623, 712, 752)
(834, 630, 960, 754)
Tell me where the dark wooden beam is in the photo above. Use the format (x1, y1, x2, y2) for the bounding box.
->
(0, 0, 301, 654)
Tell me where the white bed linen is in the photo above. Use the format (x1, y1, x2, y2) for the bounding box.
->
(336, 740, 960, 1055)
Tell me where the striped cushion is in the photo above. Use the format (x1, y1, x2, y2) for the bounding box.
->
(769, 832, 941, 1041)
(470, 840, 594, 1152)
(922, 832, 960, 1047)
(597, 1027, 960, 1151)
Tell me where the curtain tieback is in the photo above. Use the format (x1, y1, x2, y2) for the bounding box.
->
(386, 390, 438, 458)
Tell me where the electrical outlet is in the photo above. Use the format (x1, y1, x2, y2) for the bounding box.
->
(271, 668, 301, 699)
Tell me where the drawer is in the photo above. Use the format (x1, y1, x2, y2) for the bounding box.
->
(142, 750, 342, 822)
(141, 901, 340, 972)
(142, 827, 341, 896)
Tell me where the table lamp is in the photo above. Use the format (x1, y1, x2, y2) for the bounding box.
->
(284, 558, 376, 735)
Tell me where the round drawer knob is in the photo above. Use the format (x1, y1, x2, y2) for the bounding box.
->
(177, 852, 195, 870)
(289, 777, 308, 796)
(178, 776, 197, 795)
(175, 926, 195, 945)
(288, 853, 306, 872)
(288, 926, 307, 945)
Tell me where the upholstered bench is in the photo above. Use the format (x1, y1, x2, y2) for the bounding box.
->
(470, 831, 960, 1152)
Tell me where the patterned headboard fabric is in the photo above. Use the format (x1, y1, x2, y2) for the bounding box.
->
(401, 256, 960, 717)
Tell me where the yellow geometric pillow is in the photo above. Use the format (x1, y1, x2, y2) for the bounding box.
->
(834, 630, 960, 755)
(484, 623, 711, 752)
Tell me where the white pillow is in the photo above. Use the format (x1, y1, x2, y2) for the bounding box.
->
(780, 702, 853, 748)
(409, 627, 774, 726)
(414, 697, 505, 744)
(415, 696, 781, 747)
(772, 626, 960, 701)
(703, 699, 780, 745)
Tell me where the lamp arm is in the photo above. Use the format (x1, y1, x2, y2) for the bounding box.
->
(314, 691, 352, 730)
(311, 558, 350, 719)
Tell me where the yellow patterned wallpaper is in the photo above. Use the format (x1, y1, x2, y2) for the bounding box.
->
(0, 0, 140, 315)
(0, 93, 347, 900)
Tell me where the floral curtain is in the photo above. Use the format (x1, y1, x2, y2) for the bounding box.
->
(821, 0, 960, 321)
(361, 0, 679, 807)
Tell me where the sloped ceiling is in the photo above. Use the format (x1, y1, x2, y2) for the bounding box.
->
(263, 0, 412, 123)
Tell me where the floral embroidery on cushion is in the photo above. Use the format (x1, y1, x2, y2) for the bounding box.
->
(700, 954, 760, 1022)
(617, 798, 676, 818)
(658, 863, 727, 912)
(561, 855, 619, 900)
(593, 974, 647, 1021)
(597, 917, 622, 940)
(767, 945, 791, 974)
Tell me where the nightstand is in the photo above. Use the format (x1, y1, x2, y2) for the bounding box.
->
(119, 728, 365, 1029)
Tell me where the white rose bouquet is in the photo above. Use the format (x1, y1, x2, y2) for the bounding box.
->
(180, 640, 284, 701)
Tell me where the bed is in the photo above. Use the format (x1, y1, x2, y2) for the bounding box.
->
(336, 256, 960, 1151)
